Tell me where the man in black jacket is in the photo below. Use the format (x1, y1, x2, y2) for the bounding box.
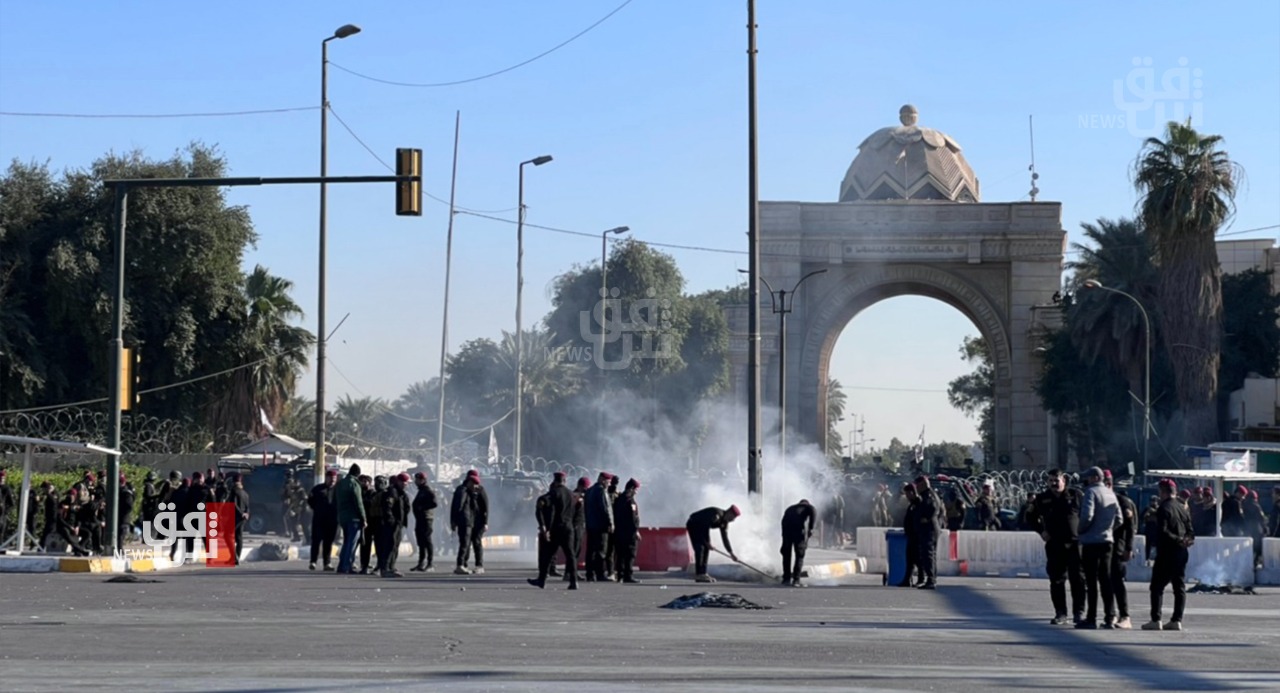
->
(1105, 471, 1137, 629)
(583, 473, 615, 582)
(410, 472, 438, 572)
(361, 476, 382, 575)
(612, 478, 642, 583)
(528, 472, 578, 590)
(1027, 469, 1085, 625)
(913, 477, 941, 590)
(308, 470, 339, 571)
(116, 474, 136, 552)
(780, 499, 816, 587)
(228, 473, 250, 566)
(686, 505, 739, 583)
(379, 474, 410, 578)
(1143, 478, 1194, 631)
(451, 470, 489, 575)
(898, 483, 920, 587)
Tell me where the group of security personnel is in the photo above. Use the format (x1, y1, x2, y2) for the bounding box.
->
(527, 472, 642, 589)
(1025, 467, 1195, 631)
(894, 475, 944, 590)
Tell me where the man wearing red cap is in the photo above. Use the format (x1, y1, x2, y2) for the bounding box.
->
(612, 479, 642, 584)
(1220, 486, 1246, 537)
(583, 473, 615, 582)
(1143, 478, 1193, 631)
(685, 505, 740, 583)
(564, 477, 589, 581)
(450, 470, 489, 574)
(410, 472, 438, 572)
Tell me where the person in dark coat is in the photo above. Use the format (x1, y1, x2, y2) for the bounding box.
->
(38, 482, 58, 549)
(612, 478, 642, 583)
(685, 505, 740, 583)
(913, 476, 941, 589)
(1143, 478, 1194, 631)
(564, 477, 588, 581)
(308, 470, 339, 571)
(228, 473, 250, 566)
(167, 478, 190, 561)
(378, 474, 410, 578)
(1026, 469, 1085, 624)
(1105, 471, 1137, 629)
(116, 474, 136, 552)
(1243, 490, 1267, 569)
(360, 475, 381, 575)
(450, 470, 489, 574)
(604, 475, 621, 579)
(410, 472, 438, 572)
(780, 499, 816, 587)
(583, 472, 615, 582)
(57, 490, 90, 556)
(528, 472, 578, 590)
(1220, 487, 1245, 537)
(898, 484, 921, 587)
(180, 472, 214, 560)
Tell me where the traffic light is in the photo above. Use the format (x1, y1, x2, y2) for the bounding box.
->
(395, 147, 422, 216)
(120, 347, 141, 411)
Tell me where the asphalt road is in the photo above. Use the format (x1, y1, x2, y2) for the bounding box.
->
(1, 551, 1279, 692)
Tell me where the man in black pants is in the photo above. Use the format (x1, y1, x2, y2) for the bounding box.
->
(612, 479, 642, 583)
(378, 474, 409, 578)
(913, 476, 941, 589)
(1028, 469, 1085, 625)
(780, 499, 816, 587)
(528, 472, 578, 590)
(451, 470, 489, 575)
(1105, 470, 1137, 629)
(1075, 466, 1119, 630)
(898, 484, 921, 587)
(410, 472, 438, 572)
(686, 505, 740, 583)
(1143, 478, 1194, 631)
(308, 470, 339, 571)
(583, 473, 614, 582)
(228, 473, 250, 566)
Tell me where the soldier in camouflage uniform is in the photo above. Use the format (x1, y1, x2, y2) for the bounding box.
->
(282, 470, 308, 542)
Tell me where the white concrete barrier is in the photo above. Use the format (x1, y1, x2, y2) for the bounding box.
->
(1260, 538, 1280, 586)
(1186, 536, 1254, 586)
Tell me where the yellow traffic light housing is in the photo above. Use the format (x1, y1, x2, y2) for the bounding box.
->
(120, 347, 141, 411)
(396, 147, 422, 216)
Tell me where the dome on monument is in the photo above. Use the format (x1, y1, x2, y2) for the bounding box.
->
(839, 105, 980, 203)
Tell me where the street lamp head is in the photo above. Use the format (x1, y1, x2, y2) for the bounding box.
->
(606, 226, 630, 235)
(333, 24, 362, 39)
(1082, 279, 1103, 289)
(531, 155, 553, 166)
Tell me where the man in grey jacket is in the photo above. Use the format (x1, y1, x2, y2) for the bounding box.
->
(1076, 466, 1120, 629)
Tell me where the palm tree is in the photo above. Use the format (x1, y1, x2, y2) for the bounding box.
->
(1134, 120, 1242, 444)
(492, 329, 587, 456)
(276, 396, 316, 440)
(825, 377, 847, 463)
(1066, 218, 1157, 401)
(209, 265, 313, 436)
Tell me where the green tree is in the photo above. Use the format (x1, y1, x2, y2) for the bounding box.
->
(946, 336, 995, 456)
(1219, 269, 1280, 426)
(208, 265, 313, 436)
(276, 396, 317, 441)
(1134, 120, 1243, 444)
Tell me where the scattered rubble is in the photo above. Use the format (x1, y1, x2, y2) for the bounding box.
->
(1187, 583, 1257, 595)
(104, 575, 163, 584)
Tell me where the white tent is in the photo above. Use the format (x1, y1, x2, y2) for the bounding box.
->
(1147, 468, 1280, 537)
(0, 435, 120, 554)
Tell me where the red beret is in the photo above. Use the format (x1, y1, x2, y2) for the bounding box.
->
(325, 470, 338, 478)
(577, 476, 590, 488)
(85, 472, 96, 482)
(414, 472, 427, 481)
(397, 473, 411, 483)
(467, 470, 480, 480)
(1102, 469, 1113, 479)
(626, 478, 640, 489)
(729, 504, 741, 517)
(1237, 485, 1249, 496)
(1179, 490, 1191, 499)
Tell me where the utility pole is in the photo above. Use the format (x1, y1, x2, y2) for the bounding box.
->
(745, 0, 762, 499)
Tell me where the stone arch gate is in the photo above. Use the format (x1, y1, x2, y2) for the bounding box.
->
(728, 200, 1066, 469)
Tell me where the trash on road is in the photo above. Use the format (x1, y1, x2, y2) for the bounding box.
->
(660, 592, 771, 610)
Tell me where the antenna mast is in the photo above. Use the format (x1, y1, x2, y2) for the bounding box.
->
(1028, 115, 1040, 202)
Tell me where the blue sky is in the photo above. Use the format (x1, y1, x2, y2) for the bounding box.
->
(2, 1, 1278, 453)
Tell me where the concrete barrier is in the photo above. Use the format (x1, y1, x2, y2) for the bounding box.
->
(1186, 536, 1254, 586)
(0, 555, 61, 573)
(1259, 538, 1280, 586)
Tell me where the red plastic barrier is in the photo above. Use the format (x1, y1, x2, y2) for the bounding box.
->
(634, 527, 692, 571)
(949, 531, 959, 561)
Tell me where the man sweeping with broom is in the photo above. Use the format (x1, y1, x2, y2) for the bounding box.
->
(686, 505, 740, 583)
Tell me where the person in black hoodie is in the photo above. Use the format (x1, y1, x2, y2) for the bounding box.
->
(450, 470, 489, 575)
(378, 474, 410, 578)
(780, 499, 816, 587)
(612, 479, 642, 584)
(410, 472, 438, 572)
(1026, 469, 1085, 625)
(528, 472, 578, 590)
(685, 505, 740, 583)
(1143, 478, 1194, 631)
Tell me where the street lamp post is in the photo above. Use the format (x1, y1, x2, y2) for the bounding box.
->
(597, 225, 630, 462)
(316, 23, 361, 484)
(1083, 279, 1151, 475)
(515, 155, 552, 469)
(740, 268, 827, 475)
